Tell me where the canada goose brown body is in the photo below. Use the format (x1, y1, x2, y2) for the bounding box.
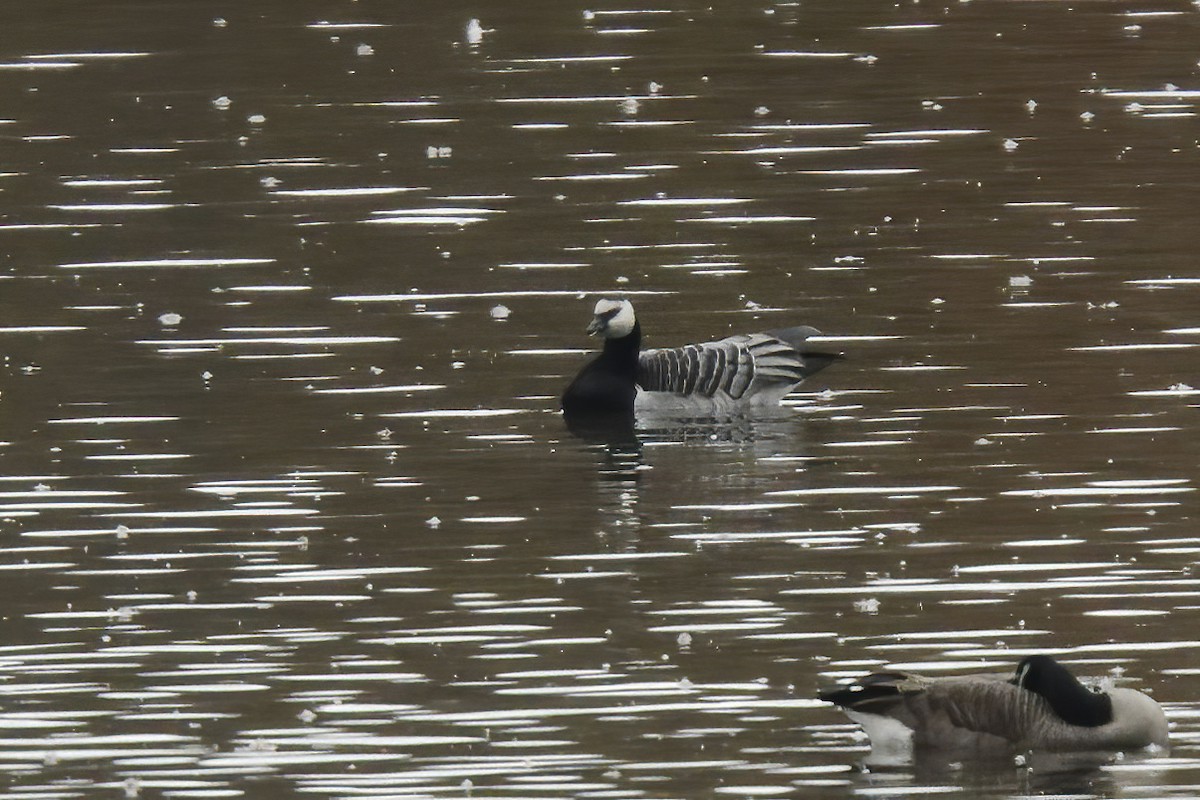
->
(820, 656, 1169, 753)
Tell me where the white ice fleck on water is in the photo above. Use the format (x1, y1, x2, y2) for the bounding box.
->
(247, 113, 266, 125)
(490, 304, 511, 320)
(158, 312, 182, 326)
(212, 95, 231, 109)
(853, 598, 880, 614)
(1003, 138, 1019, 151)
(356, 43, 374, 56)
(465, 18, 484, 45)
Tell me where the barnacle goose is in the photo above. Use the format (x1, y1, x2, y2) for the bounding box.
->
(560, 298, 840, 418)
(820, 654, 1169, 754)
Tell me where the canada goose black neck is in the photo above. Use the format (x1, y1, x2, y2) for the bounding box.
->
(1014, 655, 1113, 728)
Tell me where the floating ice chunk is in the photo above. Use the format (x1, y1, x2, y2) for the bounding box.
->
(648, 81, 662, 94)
(465, 18, 484, 45)
(1009, 275, 1032, 287)
(853, 598, 880, 614)
(754, 105, 770, 117)
(426, 516, 441, 528)
(260, 176, 280, 188)
(1080, 111, 1095, 123)
(212, 95, 231, 109)
(158, 312, 183, 326)
(426, 145, 452, 159)
(247, 113, 266, 125)
(1025, 99, 1037, 113)
(619, 97, 639, 116)
(213, 17, 227, 27)
(356, 43, 374, 56)
(490, 304, 511, 320)
(676, 631, 692, 649)
(1003, 138, 1019, 151)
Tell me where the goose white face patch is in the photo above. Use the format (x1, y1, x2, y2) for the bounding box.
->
(592, 298, 636, 339)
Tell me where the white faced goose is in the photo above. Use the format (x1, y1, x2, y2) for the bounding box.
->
(820, 655, 1169, 754)
(561, 298, 840, 418)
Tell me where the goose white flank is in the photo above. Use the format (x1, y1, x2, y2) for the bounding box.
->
(561, 298, 840, 419)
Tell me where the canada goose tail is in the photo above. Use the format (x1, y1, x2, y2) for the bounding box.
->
(819, 672, 915, 713)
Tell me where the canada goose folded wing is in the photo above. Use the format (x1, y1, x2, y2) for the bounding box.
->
(821, 671, 1030, 750)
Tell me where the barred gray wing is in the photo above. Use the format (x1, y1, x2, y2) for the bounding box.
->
(637, 333, 809, 399)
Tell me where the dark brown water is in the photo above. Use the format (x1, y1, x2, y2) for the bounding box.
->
(2, 2, 1199, 797)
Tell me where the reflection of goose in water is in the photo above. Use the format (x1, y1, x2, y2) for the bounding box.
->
(820, 655, 1169, 756)
(561, 299, 841, 422)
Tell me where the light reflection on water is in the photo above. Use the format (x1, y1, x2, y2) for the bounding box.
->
(1, 0, 1200, 797)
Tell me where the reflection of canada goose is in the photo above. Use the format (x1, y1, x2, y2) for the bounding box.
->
(561, 299, 840, 418)
(820, 655, 1169, 753)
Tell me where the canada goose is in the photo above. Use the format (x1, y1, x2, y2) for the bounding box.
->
(819, 655, 1169, 754)
(560, 298, 840, 418)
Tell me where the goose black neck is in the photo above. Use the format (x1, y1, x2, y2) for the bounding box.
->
(602, 320, 641, 370)
(1014, 655, 1113, 727)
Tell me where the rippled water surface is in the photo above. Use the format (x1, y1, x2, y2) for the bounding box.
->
(3, 2, 1200, 798)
